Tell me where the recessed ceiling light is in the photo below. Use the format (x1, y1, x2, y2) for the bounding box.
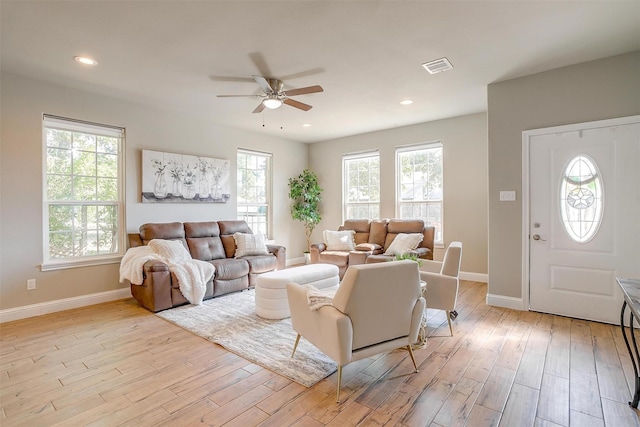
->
(302, 123, 312, 127)
(400, 99, 414, 106)
(74, 56, 98, 66)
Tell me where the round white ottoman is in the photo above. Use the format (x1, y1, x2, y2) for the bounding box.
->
(255, 263, 340, 319)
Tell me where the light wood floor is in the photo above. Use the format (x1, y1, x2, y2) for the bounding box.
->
(2, 281, 640, 426)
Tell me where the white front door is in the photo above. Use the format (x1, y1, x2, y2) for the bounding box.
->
(526, 116, 640, 324)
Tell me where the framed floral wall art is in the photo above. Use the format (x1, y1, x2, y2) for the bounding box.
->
(141, 149, 230, 203)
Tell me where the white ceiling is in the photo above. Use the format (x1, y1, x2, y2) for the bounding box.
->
(2, 1, 639, 143)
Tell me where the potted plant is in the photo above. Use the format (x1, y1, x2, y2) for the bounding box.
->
(288, 169, 323, 263)
(392, 252, 424, 267)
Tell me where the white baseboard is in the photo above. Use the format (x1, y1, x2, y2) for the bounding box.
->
(460, 271, 487, 283)
(486, 293, 527, 311)
(0, 287, 132, 323)
(286, 257, 306, 267)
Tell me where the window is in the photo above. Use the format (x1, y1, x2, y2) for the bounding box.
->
(343, 151, 380, 220)
(237, 149, 271, 238)
(396, 142, 443, 244)
(43, 115, 125, 270)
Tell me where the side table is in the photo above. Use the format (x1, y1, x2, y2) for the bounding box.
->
(616, 277, 640, 408)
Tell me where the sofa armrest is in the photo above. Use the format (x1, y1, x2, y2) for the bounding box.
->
(411, 247, 433, 260)
(267, 244, 287, 270)
(348, 250, 371, 265)
(143, 259, 169, 273)
(130, 260, 173, 312)
(309, 242, 326, 264)
(311, 242, 326, 252)
(286, 282, 353, 364)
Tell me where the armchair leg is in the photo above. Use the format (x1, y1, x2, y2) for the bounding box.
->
(336, 365, 343, 403)
(291, 334, 301, 358)
(407, 345, 419, 373)
(446, 311, 453, 336)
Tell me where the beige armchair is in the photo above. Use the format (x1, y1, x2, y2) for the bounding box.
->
(286, 260, 425, 402)
(419, 241, 463, 336)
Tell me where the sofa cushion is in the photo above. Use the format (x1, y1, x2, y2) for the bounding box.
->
(368, 219, 388, 247)
(340, 219, 371, 244)
(243, 255, 278, 274)
(218, 220, 253, 235)
(184, 221, 226, 260)
(317, 251, 350, 267)
(384, 233, 424, 255)
(139, 222, 186, 246)
(234, 232, 269, 257)
(210, 258, 249, 280)
(384, 219, 425, 249)
(355, 242, 382, 252)
(323, 230, 356, 251)
(218, 220, 254, 258)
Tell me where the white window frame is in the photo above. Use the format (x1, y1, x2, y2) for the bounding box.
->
(396, 142, 444, 246)
(342, 150, 380, 221)
(42, 115, 126, 271)
(236, 149, 272, 239)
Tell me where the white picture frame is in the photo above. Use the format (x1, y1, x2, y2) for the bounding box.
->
(141, 149, 230, 203)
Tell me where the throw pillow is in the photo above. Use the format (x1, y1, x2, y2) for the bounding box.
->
(355, 242, 382, 252)
(384, 233, 424, 256)
(148, 239, 192, 262)
(233, 232, 269, 258)
(323, 230, 356, 251)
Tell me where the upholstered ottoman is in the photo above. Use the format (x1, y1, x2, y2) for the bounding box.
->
(255, 263, 339, 319)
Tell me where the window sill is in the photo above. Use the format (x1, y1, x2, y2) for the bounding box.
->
(41, 255, 123, 272)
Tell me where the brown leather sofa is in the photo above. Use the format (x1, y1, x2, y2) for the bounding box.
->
(127, 220, 286, 312)
(310, 219, 434, 278)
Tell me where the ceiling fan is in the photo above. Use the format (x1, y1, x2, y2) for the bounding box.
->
(217, 75, 323, 113)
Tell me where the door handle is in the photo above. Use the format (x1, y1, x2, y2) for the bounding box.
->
(532, 234, 546, 241)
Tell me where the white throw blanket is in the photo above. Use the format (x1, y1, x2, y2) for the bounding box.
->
(119, 239, 215, 305)
(305, 284, 337, 311)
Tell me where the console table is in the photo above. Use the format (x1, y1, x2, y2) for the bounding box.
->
(617, 277, 640, 408)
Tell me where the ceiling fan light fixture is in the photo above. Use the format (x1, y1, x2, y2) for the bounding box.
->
(262, 97, 283, 109)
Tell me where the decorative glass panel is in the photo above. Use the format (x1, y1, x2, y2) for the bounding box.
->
(560, 155, 603, 243)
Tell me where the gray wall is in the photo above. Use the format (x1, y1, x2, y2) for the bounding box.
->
(308, 113, 488, 276)
(0, 72, 309, 311)
(487, 51, 640, 301)
(5, 51, 637, 316)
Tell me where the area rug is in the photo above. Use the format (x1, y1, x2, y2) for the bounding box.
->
(156, 289, 337, 387)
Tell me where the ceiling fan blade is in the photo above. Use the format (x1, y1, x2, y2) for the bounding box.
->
(216, 94, 261, 98)
(252, 102, 266, 114)
(283, 98, 312, 111)
(283, 85, 324, 97)
(248, 52, 272, 79)
(253, 75, 274, 94)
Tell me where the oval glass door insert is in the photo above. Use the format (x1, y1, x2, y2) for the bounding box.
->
(560, 154, 603, 243)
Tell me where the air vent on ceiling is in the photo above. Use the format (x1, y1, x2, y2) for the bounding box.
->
(421, 57, 453, 74)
